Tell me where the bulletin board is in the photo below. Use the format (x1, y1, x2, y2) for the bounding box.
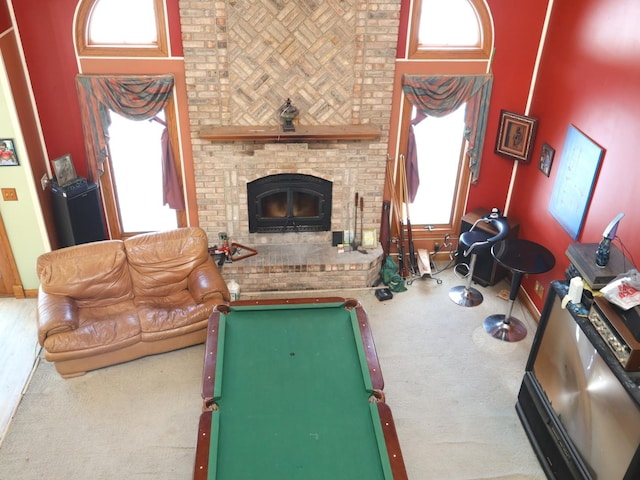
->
(548, 125, 605, 240)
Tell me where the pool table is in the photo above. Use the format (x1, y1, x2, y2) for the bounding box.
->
(193, 297, 407, 480)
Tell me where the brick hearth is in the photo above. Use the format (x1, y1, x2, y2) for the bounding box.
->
(218, 243, 383, 293)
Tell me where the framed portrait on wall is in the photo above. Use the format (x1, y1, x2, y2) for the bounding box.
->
(0, 139, 19, 166)
(538, 143, 555, 176)
(495, 110, 538, 162)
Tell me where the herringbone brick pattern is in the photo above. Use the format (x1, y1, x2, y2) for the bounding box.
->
(226, 0, 356, 125)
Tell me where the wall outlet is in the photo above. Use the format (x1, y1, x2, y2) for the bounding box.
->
(534, 280, 544, 299)
(1, 188, 18, 201)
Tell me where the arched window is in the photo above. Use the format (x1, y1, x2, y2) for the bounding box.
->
(408, 0, 493, 60)
(388, 0, 494, 265)
(76, 0, 168, 57)
(74, 0, 183, 239)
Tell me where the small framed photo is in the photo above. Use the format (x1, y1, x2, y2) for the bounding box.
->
(495, 110, 538, 162)
(538, 142, 554, 177)
(0, 139, 19, 166)
(52, 154, 78, 187)
(362, 229, 378, 249)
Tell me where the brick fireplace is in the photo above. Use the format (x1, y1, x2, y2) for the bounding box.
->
(179, 0, 400, 291)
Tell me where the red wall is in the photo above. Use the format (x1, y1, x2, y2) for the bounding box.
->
(395, 0, 548, 215)
(0, 0, 10, 32)
(12, 1, 86, 174)
(465, 0, 549, 213)
(509, 0, 640, 308)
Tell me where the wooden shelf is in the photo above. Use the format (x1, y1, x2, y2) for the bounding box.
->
(199, 124, 380, 142)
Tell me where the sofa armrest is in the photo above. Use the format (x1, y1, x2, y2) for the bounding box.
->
(188, 258, 231, 303)
(37, 287, 80, 347)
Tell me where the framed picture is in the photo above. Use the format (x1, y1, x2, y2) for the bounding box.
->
(538, 143, 555, 176)
(0, 139, 19, 166)
(495, 110, 538, 162)
(362, 229, 378, 249)
(548, 125, 605, 240)
(52, 154, 78, 187)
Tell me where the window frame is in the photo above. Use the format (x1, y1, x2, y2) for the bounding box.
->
(100, 97, 186, 239)
(396, 96, 472, 240)
(388, 0, 494, 256)
(76, 0, 168, 57)
(408, 0, 493, 60)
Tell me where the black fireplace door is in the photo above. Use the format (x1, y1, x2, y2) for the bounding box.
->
(247, 174, 332, 233)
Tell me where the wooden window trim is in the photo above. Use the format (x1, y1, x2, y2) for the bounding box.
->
(408, 0, 493, 60)
(76, 0, 168, 58)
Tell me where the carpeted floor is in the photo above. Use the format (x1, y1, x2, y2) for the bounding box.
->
(0, 268, 546, 479)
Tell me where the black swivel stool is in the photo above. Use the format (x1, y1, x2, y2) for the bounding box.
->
(484, 239, 555, 342)
(449, 211, 510, 307)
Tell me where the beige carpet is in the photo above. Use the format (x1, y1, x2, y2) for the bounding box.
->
(0, 269, 546, 479)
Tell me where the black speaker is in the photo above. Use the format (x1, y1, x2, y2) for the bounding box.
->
(51, 182, 107, 247)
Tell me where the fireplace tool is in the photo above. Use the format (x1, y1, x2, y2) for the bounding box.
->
(352, 192, 359, 250)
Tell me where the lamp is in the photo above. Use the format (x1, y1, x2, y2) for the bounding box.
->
(595, 212, 624, 267)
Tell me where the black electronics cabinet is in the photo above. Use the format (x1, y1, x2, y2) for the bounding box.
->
(51, 180, 107, 247)
(516, 282, 640, 479)
(456, 207, 520, 286)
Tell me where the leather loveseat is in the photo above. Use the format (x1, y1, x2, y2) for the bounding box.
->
(36, 227, 230, 378)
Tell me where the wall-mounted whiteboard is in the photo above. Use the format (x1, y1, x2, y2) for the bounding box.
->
(548, 125, 605, 240)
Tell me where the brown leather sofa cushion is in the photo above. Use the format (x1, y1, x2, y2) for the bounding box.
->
(135, 291, 217, 339)
(42, 301, 141, 354)
(37, 240, 133, 309)
(124, 227, 211, 299)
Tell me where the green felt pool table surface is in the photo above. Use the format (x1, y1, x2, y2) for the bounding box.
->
(193, 297, 407, 480)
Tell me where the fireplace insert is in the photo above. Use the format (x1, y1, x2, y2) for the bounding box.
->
(247, 174, 332, 233)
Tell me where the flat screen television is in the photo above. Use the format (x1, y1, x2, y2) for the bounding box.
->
(516, 284, 640, 479)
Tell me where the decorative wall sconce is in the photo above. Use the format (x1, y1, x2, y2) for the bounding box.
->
(279, 98, 299, 132)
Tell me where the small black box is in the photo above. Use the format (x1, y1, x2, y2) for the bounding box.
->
(375, 288, 393, 301)
(332, 231, 344, 246)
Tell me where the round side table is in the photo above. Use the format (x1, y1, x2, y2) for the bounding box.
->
(484, 239, 555, 342)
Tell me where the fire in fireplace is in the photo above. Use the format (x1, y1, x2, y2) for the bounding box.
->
(247, 174, 332, 233)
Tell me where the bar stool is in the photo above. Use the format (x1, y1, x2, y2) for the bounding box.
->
(448, 210, 510, 307)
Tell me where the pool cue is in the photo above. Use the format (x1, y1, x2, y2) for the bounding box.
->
(399, 154, 418, 276)
(379, 157, 396, 260)
(384, 158, 402, 231)
(379, 200, 392, 260)
(387, 157, 407, 278)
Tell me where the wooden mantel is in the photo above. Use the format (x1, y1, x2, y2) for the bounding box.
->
(199, 124, 381, 142)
